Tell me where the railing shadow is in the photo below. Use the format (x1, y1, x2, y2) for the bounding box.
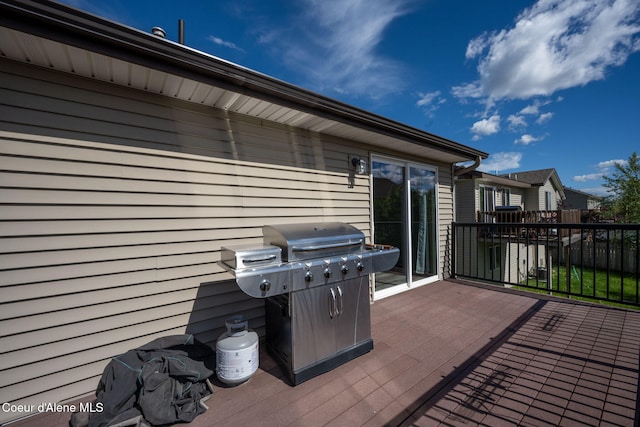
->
(387, 293, 640, 426)
(385, 299, 547, 426)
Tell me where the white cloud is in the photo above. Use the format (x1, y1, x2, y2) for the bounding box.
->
(507, 102, 553, 131)
(207, 35, 244, 52)
(477, 152, 523, 173)
(519, 104, 540, 115)
(579, 186, 611, 197)
(572, 158, 628, 183)
(573, 173, 603, 182)
(598, 159, 628, 168)
(470, 114, 501, 140)
(263, 0, 413, 98)
(536, 112, 554, 124)
(507, 114, 527, 130)
(416, 91, 442, 107)
(416, 91, 446, 116)
(514, 134, 541, 145)
(453, 0, 640, 101)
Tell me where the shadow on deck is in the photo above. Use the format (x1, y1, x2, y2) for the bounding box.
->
(11, 280, 640, 426)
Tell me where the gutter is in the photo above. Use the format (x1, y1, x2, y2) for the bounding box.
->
(0, 0, 487, 162)
(452, 156, 482, 224)
(453, 156, 482, 176)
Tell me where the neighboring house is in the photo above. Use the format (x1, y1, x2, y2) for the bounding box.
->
(454, 170, 532, 223)
(454, 168, 568, 285)
(0, 1, 486, 422)
(563, 187, 602, 211)
(502, 168, 566, 211)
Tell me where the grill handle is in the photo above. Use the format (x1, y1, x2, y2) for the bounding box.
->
(328, 288, 337, 319)
(291, 239, 363, 253)
(242, 254, 278, 265)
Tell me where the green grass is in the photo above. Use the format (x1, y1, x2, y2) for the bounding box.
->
(518, 266, 640, 309)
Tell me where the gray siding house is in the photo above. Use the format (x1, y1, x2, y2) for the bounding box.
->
(564, 187, 602, 211)
(454, 169, 567, 284)
(503, 168, 566, 211)
(0, 1, 486, 422)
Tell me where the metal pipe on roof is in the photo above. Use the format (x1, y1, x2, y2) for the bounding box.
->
(178, 19, 184, 44)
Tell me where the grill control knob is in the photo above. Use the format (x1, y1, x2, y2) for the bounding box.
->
(305, 271, 314, 282)
(324, 268, 332, 278)
(356, 262, 364, 272)
(341, 265, 349, 275)
(260, 279, 271, 293)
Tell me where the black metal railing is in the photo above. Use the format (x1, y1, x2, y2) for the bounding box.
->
(476, 209, 581, 238)
(452, 222, 640, 307)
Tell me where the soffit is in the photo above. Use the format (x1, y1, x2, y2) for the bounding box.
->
(0, 21, 484, 164)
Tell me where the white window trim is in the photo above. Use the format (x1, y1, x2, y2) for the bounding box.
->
(370, 154, 440, 301)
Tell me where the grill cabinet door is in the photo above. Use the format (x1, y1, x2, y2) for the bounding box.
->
(291, 277, 371, 372)
(335, 277, 371, 351)
(291, 285, 337, 371)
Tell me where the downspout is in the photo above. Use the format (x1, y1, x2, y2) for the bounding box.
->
(452, 155, 482, 221)
(453, 155, 482, 177)
(450, 155, 482, 279)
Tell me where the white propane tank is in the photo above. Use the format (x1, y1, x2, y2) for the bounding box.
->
(216, 315, 259, 385)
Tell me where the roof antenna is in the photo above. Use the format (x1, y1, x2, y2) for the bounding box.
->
(178, 19, 185, 44)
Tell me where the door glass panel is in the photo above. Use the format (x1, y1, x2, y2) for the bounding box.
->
(372, 160, 406, 291)
(410, 166, 437, 280)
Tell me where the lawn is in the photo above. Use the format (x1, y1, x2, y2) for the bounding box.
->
(519, 265, 640, 309)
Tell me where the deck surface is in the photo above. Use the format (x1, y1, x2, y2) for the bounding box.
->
(10, 280, 640, 426)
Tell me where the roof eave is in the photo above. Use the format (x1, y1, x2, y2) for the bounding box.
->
(0, 0, 487, 163)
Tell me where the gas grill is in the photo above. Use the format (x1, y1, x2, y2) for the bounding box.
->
(221, 222, 399, 385)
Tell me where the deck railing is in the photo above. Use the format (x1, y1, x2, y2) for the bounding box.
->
(452, 222, 640, 307)
(476, 209, 581, 237)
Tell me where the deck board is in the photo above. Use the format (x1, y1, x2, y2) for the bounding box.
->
(8, 279, 640, 426)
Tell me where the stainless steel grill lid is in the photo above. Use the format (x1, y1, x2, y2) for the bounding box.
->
(263, 222, 364, 261)
(220, 222, 399, 298)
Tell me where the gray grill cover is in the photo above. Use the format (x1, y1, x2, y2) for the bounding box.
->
(262, 222, 365, 262)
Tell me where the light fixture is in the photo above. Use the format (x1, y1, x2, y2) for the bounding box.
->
(349, 155, 368, 175)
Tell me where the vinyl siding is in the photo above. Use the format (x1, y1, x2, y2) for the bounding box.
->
(509, 189, 524, 209)
(0, 62, 372, 422)
(454, 179, 476, 223)
(437, 165, 454, 278)
(455, 181, 532, 281)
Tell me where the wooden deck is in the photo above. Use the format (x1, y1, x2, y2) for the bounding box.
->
(10, 280, 640, 426)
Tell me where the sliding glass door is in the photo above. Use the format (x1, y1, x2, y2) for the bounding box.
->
(372, 156, 438, 298)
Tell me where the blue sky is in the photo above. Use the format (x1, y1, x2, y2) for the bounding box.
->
(58, 0, 640, 196)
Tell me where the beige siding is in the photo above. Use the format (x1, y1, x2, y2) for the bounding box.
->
(437, 165, 454, 278)
(454, 179, 476, 223)
(0, 62, 371, 422)
(509, 189, 525, 209)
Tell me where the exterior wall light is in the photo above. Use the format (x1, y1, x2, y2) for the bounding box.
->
(349, 156, 368, 175)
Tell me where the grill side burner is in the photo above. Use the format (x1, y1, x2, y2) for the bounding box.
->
(220, 222, 399, 385)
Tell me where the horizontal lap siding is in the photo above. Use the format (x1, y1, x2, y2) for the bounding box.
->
(437, 167, 454, 278)
(0, 63, 370, 422)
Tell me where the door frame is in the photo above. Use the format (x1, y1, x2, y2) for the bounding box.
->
(370, 154, 440, 301)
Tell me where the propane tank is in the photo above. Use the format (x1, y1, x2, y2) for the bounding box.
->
(216, 315, 259, 385)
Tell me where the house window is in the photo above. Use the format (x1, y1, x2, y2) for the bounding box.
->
(545, 191, 553, 210)
(480, 186, 496, 212)
(501, 188, 511, 206)
(489, 244, 502, 271)
(371, 156, 438, 298)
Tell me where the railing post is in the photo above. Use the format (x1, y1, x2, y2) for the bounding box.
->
(548, 254, 553, 295)
(451, 223, 456, 278)
(565, 227, 571, 299)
